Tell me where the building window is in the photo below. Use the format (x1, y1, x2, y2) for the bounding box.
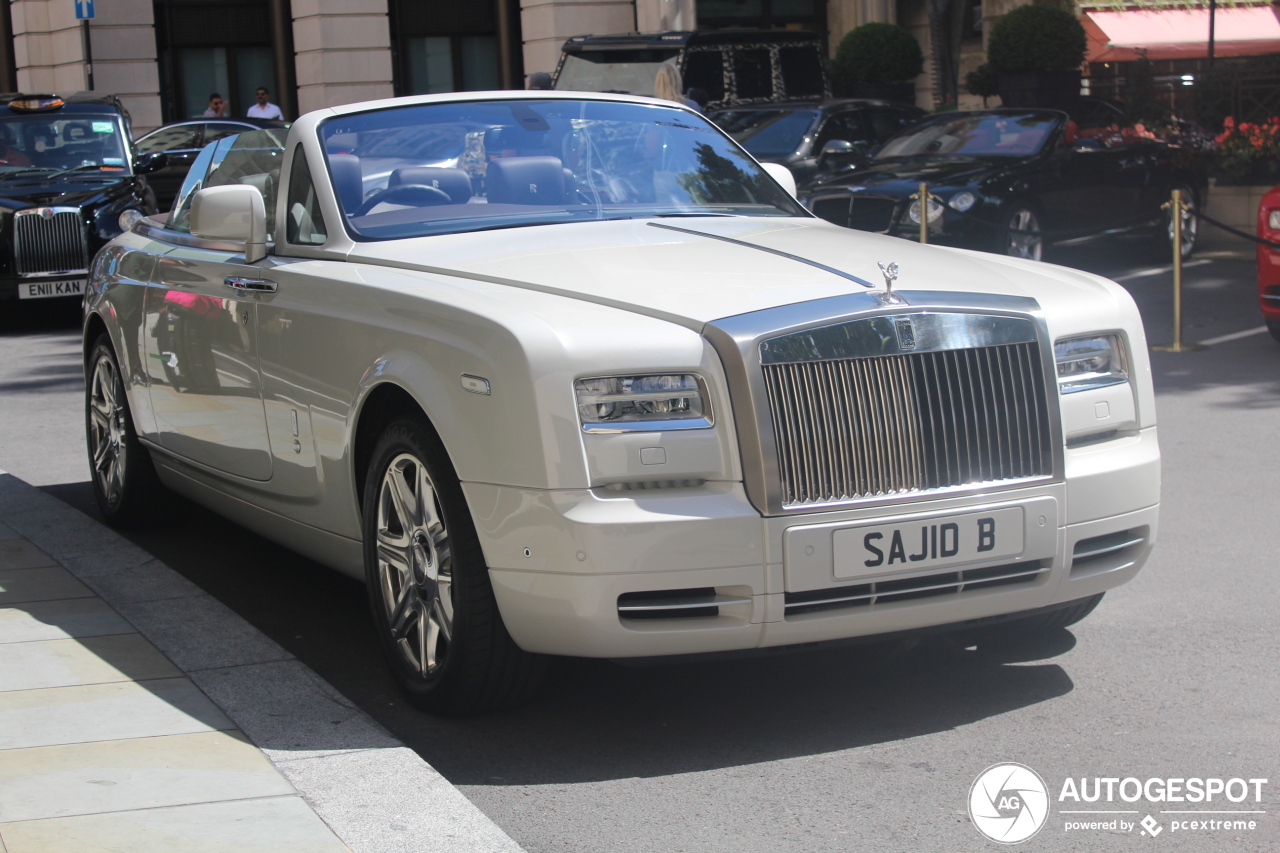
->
(155, 0, 278, 121)
(698, 0, 827, 38)
(392, 0, 509, 95)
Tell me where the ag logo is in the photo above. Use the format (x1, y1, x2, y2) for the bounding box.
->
(969, 763, 1050, 844)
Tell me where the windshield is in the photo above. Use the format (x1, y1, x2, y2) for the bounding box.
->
(712, 109, 818, 157)
(319, 99, 805, 241)
(0, 113, 130, 174)
(555, 51, 681, 96)
(875, 113, 1059, 159)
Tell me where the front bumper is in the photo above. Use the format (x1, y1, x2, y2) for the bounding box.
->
(470, 427, 1160, 658)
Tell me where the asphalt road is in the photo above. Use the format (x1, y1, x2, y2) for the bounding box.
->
(2, 236, 1276, 853)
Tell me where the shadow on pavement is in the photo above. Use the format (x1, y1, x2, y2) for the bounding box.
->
(47, 479, 1075, 787)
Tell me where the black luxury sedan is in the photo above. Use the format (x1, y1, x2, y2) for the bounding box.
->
(710, 99, 925, 185)
(0, 92, 164, 306)
(135, 117, 289, 207)
(799, 108, 1206, 260)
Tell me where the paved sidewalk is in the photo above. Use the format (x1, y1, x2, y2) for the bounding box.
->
(0, 471, 526, 853)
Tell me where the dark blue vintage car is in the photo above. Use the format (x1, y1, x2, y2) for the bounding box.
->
(798, 108, 1206, 261)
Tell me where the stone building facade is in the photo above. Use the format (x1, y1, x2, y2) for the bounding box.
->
(0, 0, 1016, 134)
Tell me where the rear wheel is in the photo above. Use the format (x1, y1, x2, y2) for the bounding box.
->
(1002, 204, 1043, 261)
(85, 335, 165, 526)
(361, 416, 545, 715)
(1267, 319, 1280, 344)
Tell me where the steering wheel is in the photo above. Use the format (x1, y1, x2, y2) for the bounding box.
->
(355, 183, 451, 216)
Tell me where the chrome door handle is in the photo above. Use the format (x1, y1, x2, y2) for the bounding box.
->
(224, 277, 277, 294)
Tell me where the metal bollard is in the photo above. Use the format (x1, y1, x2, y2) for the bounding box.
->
(917, 182, 928, 244)
(1152, 188, 1206, 352)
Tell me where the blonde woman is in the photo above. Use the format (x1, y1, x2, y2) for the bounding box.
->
(653, 63, 686, 106)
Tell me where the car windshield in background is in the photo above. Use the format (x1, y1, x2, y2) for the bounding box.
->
(555, 51, 682, 96)
(320, 99, 806, 240)
(0, 114, 129, 174)
(713, 109, 818, 157)
(875, 113, 1058, 159)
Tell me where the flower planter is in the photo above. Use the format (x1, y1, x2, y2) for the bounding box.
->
(1202, 180, 1275, 250)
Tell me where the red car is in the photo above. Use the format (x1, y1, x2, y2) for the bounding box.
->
(1260, 185, 1280, 342)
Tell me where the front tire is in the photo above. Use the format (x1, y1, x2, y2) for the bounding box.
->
(1002, 203, 1043, 261)
(361, 416, 544, 715)
(85, 334, 165, 526)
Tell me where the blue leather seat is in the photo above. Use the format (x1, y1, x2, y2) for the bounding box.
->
(327, 153, 364, 213)
(486, 157, 566, 205)
(389, 167, 472, 204)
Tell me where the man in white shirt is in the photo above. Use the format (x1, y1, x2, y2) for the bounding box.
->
(246, 87, 284, 120)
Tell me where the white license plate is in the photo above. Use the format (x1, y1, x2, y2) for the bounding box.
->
(833, 506, 1025, 579)
(18, 279, 85, 299)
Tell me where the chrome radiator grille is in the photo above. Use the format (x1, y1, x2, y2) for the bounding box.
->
(14, 209, 87, 275)
(763, 341, 1052, 506)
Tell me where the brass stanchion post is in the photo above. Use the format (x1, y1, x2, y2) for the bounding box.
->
(917, 182, 928, 244)
(1153, 188, 1206, 352)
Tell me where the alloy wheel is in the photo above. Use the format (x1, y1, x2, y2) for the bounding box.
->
(88, 354, 128, 508)
(376, 453, 454, 677)
(1005, 207, 1042, 261)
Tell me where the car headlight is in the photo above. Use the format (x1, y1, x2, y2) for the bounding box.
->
(907, 196, 944, 224)
(1268, 209, 1280, 230)
(948, 191, 976, 212)
(575, 374, 711, 432)
(1054, 335, 1128, 393)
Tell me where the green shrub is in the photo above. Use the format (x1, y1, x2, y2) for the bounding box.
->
(987, 5, 1087, 74)
(831, 23, 924, 91)
(965, 63, 1000, 98)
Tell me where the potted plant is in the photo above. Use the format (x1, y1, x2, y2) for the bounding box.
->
(831, 23, 924, 104)
(987, 4, 1087, 109)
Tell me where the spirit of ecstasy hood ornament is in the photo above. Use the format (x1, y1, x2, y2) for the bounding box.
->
(876, 261, 906, 305)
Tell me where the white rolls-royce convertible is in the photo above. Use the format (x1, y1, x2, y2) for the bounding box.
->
(83, 92, 1159, 714)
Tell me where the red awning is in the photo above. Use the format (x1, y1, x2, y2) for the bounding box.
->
(1083, 6, 1280, 62)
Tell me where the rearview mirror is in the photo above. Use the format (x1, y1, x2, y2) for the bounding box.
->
(190, 185, 267, 263)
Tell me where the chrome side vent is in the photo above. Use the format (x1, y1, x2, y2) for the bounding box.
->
(602, 479, 706, 492)
(1071, 528, 1146, 576)
(14, 208, 88, 275)
(784, 561, 1047, 617)
(617, 587, 750, 620)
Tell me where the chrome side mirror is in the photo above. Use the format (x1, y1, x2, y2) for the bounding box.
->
(190, 185, 268, 263)
(135, 151, 168, 174)
(820, 139, 855, 157)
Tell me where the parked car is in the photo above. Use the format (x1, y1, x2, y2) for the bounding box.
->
(553, 30, 828, 110)
(0, 93, 164, 306)
(135, 117, 289, 208)
(709, 99, 925, 185)
(1258, 185, 1280, 342)
(800, 108, 1205, 261)
(86, 92, 1160, 715)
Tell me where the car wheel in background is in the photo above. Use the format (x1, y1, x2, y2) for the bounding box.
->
(361, 416, 545, 715)
(1002, 204, 1043, 261)
(1166, 185, 1198, 258)
(1267, 319, 1280, 344)
(85, 335, 166, 526)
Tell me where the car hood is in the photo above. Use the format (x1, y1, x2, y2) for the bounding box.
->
(0, 174, 131, 210)
(807, 156, 1008, 193)
(347, 216, 1123, 330)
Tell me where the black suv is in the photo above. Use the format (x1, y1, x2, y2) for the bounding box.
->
(553, 30, 829, 110)
(0, 92, 164, 306)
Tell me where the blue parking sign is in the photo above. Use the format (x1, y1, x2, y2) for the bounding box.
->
(75, 0, 94, 19)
